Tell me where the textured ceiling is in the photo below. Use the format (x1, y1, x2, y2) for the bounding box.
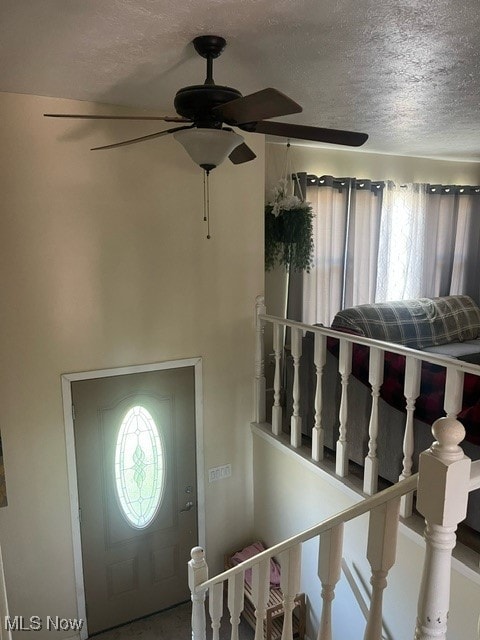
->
(1, 0, 480, 161)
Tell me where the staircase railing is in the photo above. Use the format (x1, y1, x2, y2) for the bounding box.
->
(190, 418, 472, 640)
(254, 296, 480, 518)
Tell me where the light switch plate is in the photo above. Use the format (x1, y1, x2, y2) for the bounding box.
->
(208, 464, 232, 483)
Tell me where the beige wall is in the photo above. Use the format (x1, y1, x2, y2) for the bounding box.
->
(0, 92, 265, 636)
(253, 433, 480, 640)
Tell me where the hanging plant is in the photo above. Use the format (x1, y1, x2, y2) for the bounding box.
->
(265, 179, 314, 272)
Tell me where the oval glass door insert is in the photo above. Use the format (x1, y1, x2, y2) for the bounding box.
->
(114, 405, 165, 529)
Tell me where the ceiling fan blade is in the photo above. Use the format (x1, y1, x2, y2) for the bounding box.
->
(91, 125, 194, 151)
(244, 121, 368, 147)
(229, 142, 257, 165)
(44, 113, 190, 123)
(213, 88, 302, 125)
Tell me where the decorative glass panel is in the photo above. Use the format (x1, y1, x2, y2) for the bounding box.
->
(115, 405, 165, 529)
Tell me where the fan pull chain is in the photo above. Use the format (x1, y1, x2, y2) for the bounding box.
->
(203, 169, 211, 239)
(283, 140, 295, 197)
(203, 170, 208, 222)
(282, 140, 291, 178)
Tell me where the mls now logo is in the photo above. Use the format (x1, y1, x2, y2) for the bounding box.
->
(4, 616, 84, 631)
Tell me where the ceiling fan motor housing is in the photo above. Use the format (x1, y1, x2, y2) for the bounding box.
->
(174, 85, 242, 127)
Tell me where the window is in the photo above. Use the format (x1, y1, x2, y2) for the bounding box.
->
(295, 174, 480, 325)
(114, 405, 165, 529)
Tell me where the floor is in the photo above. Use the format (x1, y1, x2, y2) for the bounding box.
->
(92, 601, 255, 640)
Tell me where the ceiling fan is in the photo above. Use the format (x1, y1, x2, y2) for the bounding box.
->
(45, 35, 368, 172)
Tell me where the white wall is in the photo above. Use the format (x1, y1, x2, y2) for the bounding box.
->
(253, 432, 480, 640)
(0, 92, 265, 637)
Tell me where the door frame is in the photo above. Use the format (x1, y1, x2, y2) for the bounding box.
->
(62, 357, 205, 640)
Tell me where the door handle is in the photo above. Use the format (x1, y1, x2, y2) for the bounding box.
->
(180, 501, 194, 512)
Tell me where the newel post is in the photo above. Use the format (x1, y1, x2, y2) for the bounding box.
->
(414, 417, 471, 640)
(189, 546, 208, 640)
(254, 295, 267, 423)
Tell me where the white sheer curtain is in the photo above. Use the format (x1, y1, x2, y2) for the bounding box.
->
(375, 182, 428, 302)
(376, 184, 480, 303)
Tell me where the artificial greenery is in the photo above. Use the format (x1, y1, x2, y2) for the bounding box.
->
(265, 200, 314, 272)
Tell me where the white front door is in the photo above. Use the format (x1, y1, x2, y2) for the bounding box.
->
(72, 367, 197, 634)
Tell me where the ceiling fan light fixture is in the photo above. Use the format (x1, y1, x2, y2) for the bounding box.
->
(173, 127, 244, 171)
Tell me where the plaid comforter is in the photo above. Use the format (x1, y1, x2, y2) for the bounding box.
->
(329, 296, 480, 445)
(331, 296, 480, 349)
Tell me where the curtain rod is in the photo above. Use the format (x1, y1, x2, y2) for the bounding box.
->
(397, 183, 480, 194)
(426, 184, 480, 195)
(294, 173, 480, 195)
(294, 173, 385, 194)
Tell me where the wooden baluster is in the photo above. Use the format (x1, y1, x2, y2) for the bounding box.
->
(209, 582, 224, 640)
(254, 295, 267, 424)
(363, 497, 401, 640)
(399, 356, 421, 518)
(279, 544, 302, 640)
(336, 340, 352, 477)
(228, 572, 245, 640)
(272, 322, 284, 436)
(318, 524, 344, 640)
(251, 559, 271, 640)
(443, 366, 464, 418)
(188, 547, 208, 640)
(364, 348, 385, 495)
(312, 333, 327, 462)
(414, 417, 471, 640)
(290, 327, 303, 448)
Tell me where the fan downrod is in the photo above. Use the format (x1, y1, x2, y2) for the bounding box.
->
(193, 35, 226, 59)
(174, 34, 240, 122)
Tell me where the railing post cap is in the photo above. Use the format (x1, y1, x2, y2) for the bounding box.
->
(191, 546, 205, 563)
(431, 416, 466, 459)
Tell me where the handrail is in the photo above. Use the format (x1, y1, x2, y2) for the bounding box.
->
(260, 313, 480, 377)
(197, 473, 418, 592)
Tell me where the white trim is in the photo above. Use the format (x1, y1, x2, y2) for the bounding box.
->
(62, 358, 205, 640)
(193, 360, 206, 552)
(61, 377, 87, 639)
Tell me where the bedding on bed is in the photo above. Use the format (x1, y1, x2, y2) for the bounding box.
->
(331, 295, 480, 349)
(326, 338, 480, 445)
